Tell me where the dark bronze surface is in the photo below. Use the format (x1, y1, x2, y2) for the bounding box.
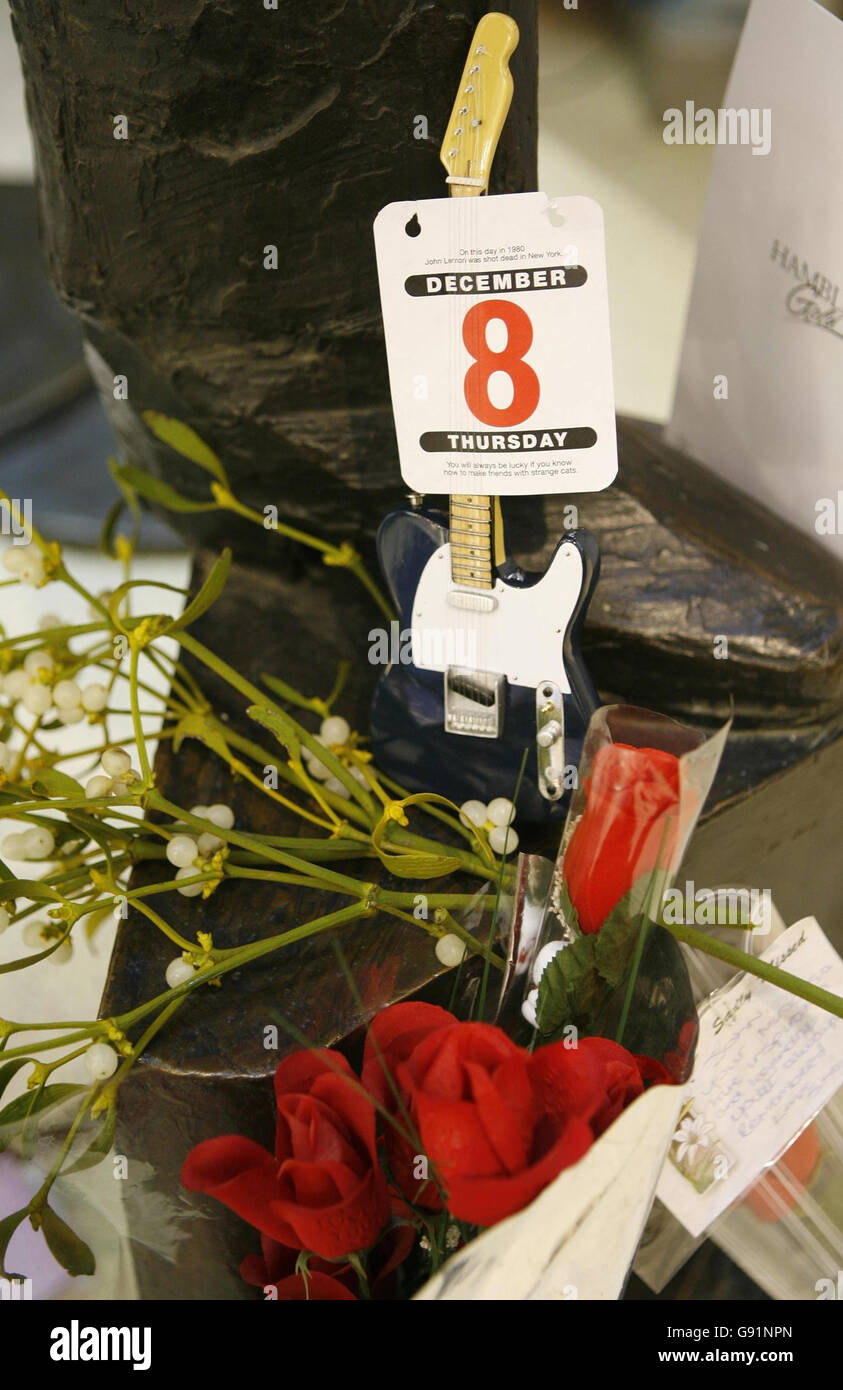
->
(11, 0, 538, 559)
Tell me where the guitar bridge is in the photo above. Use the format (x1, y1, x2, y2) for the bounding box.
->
(444, 667, 505, 738)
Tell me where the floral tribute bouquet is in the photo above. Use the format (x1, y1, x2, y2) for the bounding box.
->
(178, 707, 733, 1300)
(2, 419, 841, 1300)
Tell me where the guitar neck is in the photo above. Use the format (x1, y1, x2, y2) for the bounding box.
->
(440, 13, 518, 591)
(449, 494, 504, 588)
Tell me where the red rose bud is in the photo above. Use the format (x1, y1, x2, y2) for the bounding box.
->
(182, 1048, 390, 1260)
(564, 742, 681, 935)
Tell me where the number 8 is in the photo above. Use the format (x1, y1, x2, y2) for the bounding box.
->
(463, 299, 540, 427)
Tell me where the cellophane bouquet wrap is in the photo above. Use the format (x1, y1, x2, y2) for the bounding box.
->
(522, 705, 730, 1081)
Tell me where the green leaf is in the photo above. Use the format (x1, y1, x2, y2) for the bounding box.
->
(62, 1106, 116, 1176)
(108, 455, 142, 521)
(536, 878, 661, 1037)
(0, 1084, 87, 1152)
(0, 1058, 35, 1104)
(142, 410, 227, 484)
(261, 672, 325, 714)
(111, 463, 218, 514)
(247, 702, 304, 762)
(0, 1208, 29, 1279)
(536, 933, 600, 1036)
(171, 711, 232, 761)
(107, 575, 190, 625)
(164, 549, 231, 633)
(99, 496, 130, 558)
(39, 1205, 96, 1277)
(593, 880, 653, 989)
(31, 768, 85, 799)
(0, 879, 62, 903)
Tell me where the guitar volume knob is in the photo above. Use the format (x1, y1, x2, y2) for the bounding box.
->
(537, 719, 562, 748)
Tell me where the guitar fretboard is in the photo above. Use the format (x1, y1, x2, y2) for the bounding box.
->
(449, 494, 503, 588)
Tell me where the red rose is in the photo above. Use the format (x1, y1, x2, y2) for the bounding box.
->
(182, 1048, 390, 1259)
(564, 742, 681, 934)
(240, 1203, 414, 1301)
(270, 1273, 357, 1301)
(363, 1004, 656, 1227)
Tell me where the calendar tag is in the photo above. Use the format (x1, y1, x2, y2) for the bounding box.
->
(374, 192, 617, 496)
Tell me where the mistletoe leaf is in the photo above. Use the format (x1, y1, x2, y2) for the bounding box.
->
(0, 1084, 87, 1152)
(164, 550, 231, 633)
(111, 463, 218, 514)
(39, 1205, 96, 1278)
(0, 1208, 29, 1279)
(142, 411, 227, 484)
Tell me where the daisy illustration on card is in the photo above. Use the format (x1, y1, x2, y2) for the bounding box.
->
(669, 1101, 733, 1194)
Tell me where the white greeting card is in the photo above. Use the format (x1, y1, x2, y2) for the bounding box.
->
(667, 0, 843, 559)
(657, 918, 843, 1237)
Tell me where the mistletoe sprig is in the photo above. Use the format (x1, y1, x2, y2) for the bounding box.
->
(0, 491, 504, 1282)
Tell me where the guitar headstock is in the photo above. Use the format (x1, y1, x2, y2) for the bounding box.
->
(439, 12, 519, 195)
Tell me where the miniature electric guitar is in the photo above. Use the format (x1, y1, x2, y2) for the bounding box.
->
(370, 13, 600, 822)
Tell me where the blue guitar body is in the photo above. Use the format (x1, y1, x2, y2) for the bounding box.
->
(370, 504, 601, 823)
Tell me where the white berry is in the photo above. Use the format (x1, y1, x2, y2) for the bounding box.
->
(22, 921, 47, 949)
(304, 751, 330, 780)
(320, 715, 350, 747)
(3, 669, 29, 700)
(85, 1043, 119, 1081)
(175, 866, 204, 897)
(1, 833, 27, 859)
(2, 547, 28, 574)
(166, 957, 197, 988)
(189, 804, 209, 819)
(86, 775, 113, 800)
(459, 799, 488, 829)
(166, 834, 198, 868)
(22, 826, 55, 859)
(53, 679, 82, 709)
(102, 747, 131, 777)
(23, 649, 54, 678)
(58, 706, 86, 726)
(206, 803, 234, 830)
(323, 775, 350, 799)
(49, 939, 73, 965)
(81, 683, 108, 712)
(19, 558, 45, 586)
(22, 682, 51, 715)
(197, 831, 223, 858)
(487, 797, 516, 828)
(435, 933, 467, 967)
(489, 824, 519, 856)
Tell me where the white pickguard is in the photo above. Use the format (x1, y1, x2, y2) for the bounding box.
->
(411, 541, 584, 692)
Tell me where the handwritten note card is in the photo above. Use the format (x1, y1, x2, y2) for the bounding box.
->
(657, 918, 843, 1237)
